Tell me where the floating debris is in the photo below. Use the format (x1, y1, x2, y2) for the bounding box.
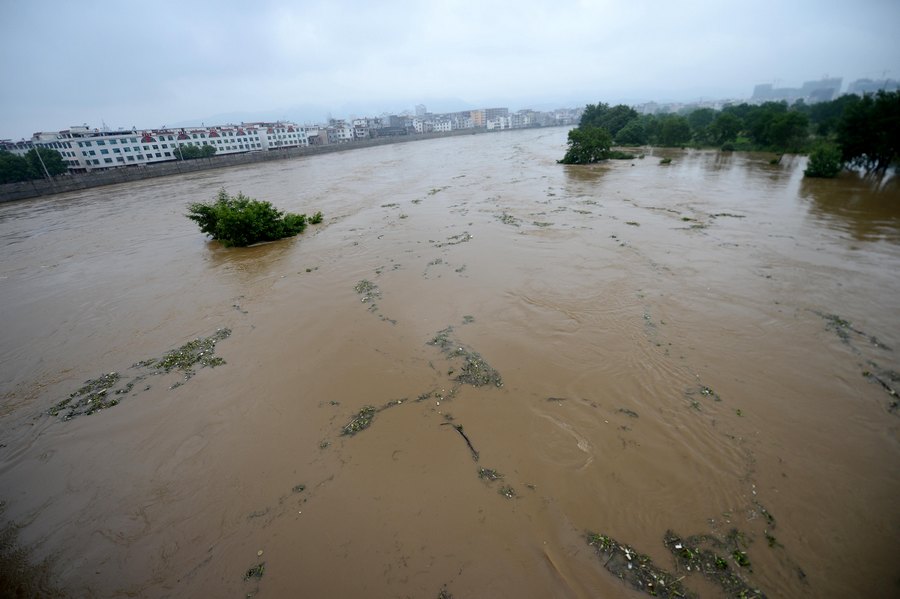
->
(812, 310, 892, 350)
(862, 365, 899, 412)
(441, 423, 479, 461)
(663, 530, 766, 598)
(428, 327, 502, 388)
(342, 406, 377, 436)
(617, 408, 639, 418)
(354, 280, 381, 303)
(242, 562, 265, 581)
(437, 585, 453, 599)
(291, 484, 306, 494)
(625, 221, 640, 226)
(50, 329, 232, 421)
(498, 212, 521, 226)
(436, 231, 473, 247)
(587, 532, 694, 598)
(532, 221, 553, 227)
(697, 385, 722, 402)
(478, 467, 503, 481)
(137, 328, 231, 374)
(462, 315, 475, 324)
(498, 485, 516, 499)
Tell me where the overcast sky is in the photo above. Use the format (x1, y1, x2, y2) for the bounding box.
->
(1, 0, 898, 139)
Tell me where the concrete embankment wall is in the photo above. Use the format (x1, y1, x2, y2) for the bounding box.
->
(0, 128, 502, 203)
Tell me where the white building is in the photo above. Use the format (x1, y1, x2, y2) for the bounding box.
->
(9, 121, 308, 172)
(486, 116, 512, 130)
(432, 118, 453, 133)
(327, 121, 354, 143)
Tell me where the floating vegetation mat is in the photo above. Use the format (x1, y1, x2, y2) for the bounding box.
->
(242, 562, 265, 581)
(342, 406, 377, 436)
(428, 327, 502, 388)
(353, 279, 396, 324)
(435, 231, 473, 247)
(49, 328, 231, 421)
(663, 530, 766, 598)
(811, 311, 897, 411)
(587, 532, 694, 598)
(812, 310, 892, 350)
(497, 212, 521, 226)
(354, 279, 381, 304)
(587, 529, 769, 598)
(863, 362, 899, 411)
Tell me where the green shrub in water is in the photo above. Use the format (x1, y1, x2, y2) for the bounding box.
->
(187, 189, 318, 247)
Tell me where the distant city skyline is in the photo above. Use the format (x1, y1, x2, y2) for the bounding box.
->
(2, 0, 898, 140)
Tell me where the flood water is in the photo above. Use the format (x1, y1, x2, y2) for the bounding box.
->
(1, 128, 898, 598)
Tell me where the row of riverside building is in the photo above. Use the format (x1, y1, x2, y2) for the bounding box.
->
(1, 106, 581, 174)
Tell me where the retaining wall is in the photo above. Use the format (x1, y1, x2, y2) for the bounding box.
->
(0, 127, 505, 203)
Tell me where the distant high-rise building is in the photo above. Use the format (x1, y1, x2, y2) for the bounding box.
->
(751, 78, 842, 103)
(415, 104, 427, 117)
(847, 78, 900, 95)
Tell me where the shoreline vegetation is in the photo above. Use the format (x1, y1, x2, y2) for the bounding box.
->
(559, 92, 899, 178)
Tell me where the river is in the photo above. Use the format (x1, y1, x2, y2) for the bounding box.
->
(1, 127, 898, 598)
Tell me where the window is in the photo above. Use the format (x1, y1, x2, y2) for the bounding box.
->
(104, 158, 113, 163)
(155, 153, 161, 158)
(92, 159, 100, 165)
(143, 145, 149, 150)
(89, 150, 96, 156)
(113, 148, 121, 153)
(133, 147, 139, 152)
(164, 152, 171, 157)
(137, 155, 144, 160)
(109, 139, 117, 144)
(116, 157, 124, 163)
(97, 140, 106, 145)
(161, 144, 168, 149)
(100, 149, 109, 154)
(152, 144, 158, 149)
(124, 147, 131, 152)
(127, 156, 134, 161)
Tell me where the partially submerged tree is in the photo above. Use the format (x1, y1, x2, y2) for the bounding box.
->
(804, 142, 843, 178)
(559, 126, 613, 164)
(837, 90, 899, 175)
(187, 189, 317, 247)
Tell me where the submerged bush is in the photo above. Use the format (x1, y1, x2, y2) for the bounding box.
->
(804, 142, 843, 178)
(187, 189, 319, 247)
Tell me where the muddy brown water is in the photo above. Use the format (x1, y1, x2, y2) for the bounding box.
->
(1, 128, 899, 598)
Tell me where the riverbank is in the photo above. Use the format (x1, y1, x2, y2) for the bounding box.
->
(0, 126, 535, 203)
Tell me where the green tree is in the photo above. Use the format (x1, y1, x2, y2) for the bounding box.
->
(580, 103, 638, 137)
(837, 90, 900, 175)
(686, 108, 716, 145)
(615, 119, 647, 145)
(808, 94, 859, 136)
(804, 142, 843, 178)
(710, 112, 741, 145)
(187, 189, 311, 247)
(25, 147, 68, 177)
(658, 115, 692, 146)
(765, 111, 809, 151)
(0, 151, 33, 183)
(559, 126, 613, 164)
(177, 144, 218, 160)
